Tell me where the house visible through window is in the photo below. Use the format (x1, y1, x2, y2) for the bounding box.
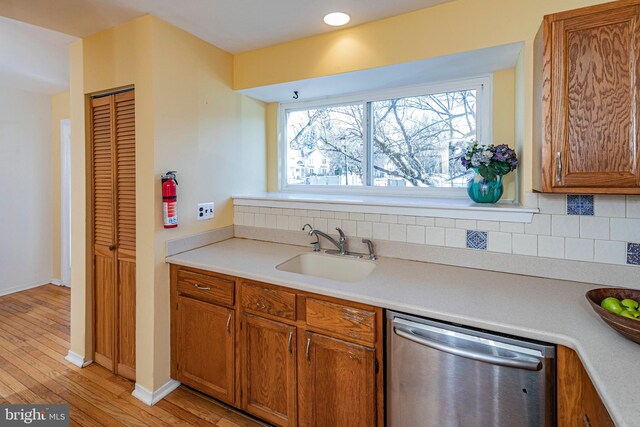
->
(281, 77, 491, 194)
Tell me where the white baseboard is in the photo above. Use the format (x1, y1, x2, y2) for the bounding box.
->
(50, 278, 62, 286)
(65, 350, 93, 368)
(0, 280, 53, 297)
(132, 379, 181, 406)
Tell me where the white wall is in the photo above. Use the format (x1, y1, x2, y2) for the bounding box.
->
(0, 86, 53, 295)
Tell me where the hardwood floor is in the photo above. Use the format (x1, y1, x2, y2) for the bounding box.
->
(0, 284, 266, 427)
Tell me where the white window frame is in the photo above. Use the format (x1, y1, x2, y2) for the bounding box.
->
(278, 75, 493, 197)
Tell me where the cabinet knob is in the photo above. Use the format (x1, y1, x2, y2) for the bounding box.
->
(108, 244, 116, 251)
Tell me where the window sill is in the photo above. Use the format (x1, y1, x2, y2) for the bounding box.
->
(233, 193, 537, 223)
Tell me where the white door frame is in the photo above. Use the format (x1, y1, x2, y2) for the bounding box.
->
(61, 119, 71, 287)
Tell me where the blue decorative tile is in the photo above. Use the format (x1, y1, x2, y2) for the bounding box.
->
(466, 230, 487, 250)
(627, 243, 640, 265)
(567, 195, 594, 216)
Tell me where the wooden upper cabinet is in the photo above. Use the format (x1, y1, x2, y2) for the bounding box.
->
(240, 314, 297, 427)
(535, 0, 640, 193)
(176, 296, 235, 404)
(298, 332, 376, 427)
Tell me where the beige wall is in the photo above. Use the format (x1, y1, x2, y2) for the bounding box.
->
(234, 0, 605, 198)
(69, 15, 265, 392)
(150, 17, 265, 389)
(51, 91, 70, 281)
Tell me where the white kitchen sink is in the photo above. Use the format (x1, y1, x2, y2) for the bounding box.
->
(276, 252, 376, 283)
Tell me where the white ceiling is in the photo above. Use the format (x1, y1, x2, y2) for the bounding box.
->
(0, 0, 453, 54)
(0, 16, 76, 94)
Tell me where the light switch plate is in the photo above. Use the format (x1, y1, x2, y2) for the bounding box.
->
(197, 202, 214, 221)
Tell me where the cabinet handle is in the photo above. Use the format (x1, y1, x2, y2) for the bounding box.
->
(287, 332, 293, 354)
(305, 337, 311, 364)
(194, 284, 211, 291)
(583, 415, 591, 427)
(556, 151, 562, 183)
(226, 313, 232, 335)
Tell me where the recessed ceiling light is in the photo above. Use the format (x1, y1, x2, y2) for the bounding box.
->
(323, 12, 350, 27)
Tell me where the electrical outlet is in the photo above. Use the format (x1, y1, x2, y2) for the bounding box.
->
(197, 202, 214, 221)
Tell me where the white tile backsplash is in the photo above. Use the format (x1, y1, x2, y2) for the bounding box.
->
(236, 192, 640, 269)
(552, 215, 580, 237)
(488, 232, 512, 253)
(512, 233, 538, 256)
(389, 223, 407, 242)
(538, 236, 565, 259)
(538, 194, 565, 214)
(579, 216, 609, 240)
(610, 218, 640, 242)
(595, 240, 627, 265)
(406, 225, 426, 244)
(525, 214, 551, 236)
(627, 196, 640, 218)
(500, 222, 525, 234)
(372, 222, 390, 240)
(398, 215, 416, 225)
(357, 221, 373, 238)
(445, 228, 466, 248)
(595, 195, 626, 217)
(455, 219, 476, 230)
(565, 238, 594, 262)
(425, 227, 445, 246)
(416, 217, 435, 227)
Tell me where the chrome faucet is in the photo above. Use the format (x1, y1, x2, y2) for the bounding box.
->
(362, 239, 377, 261)
(302, 224, 347, 255)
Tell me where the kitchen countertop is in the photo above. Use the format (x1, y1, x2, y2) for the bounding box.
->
(166, 238, 640, 426)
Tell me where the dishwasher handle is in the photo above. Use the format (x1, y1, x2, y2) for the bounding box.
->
(393, 324, 543, 372)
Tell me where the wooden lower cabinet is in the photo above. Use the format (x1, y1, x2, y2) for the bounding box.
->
(176, 296, 235, 404)
(298, 331, 376, 427)
(171, 265, 383, 427)
(557, 346, 613, 427)
(241, 313, 297, 426)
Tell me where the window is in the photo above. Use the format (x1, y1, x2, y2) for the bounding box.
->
(281, 77, 492, 194)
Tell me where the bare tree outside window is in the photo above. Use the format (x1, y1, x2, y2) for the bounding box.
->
(285, 88, 479, 188)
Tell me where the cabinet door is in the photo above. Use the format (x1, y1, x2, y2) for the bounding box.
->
(557, 346, 613, 427)
(551, 4, 640, 189)
(298, 331, 376, 427)
(176, 296, 235, 404)
(241, 314, 297, 427)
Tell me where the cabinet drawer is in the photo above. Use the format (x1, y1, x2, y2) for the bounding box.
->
(177, 269, 235, 306)
(240, 282, 296, 321)
(306, 298, 375, 343)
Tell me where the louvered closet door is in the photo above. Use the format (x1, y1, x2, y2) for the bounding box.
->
(114, 90, 136, 380)
(91, 95, 117, 371)
(91, 89, 136, 381)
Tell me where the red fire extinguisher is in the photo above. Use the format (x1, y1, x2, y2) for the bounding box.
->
(162, 171, 178, 228)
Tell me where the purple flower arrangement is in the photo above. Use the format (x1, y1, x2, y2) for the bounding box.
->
(460, 141, 518, 181)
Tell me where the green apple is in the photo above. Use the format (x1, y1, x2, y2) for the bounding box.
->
(619, 310, 640, 321)
(601, 297, 624, 314)
(620, 310, 640, 322)
(621, 299, 639, 310)
(626, 308, 640, 318)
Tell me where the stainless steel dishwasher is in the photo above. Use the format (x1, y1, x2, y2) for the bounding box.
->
(387, 311, 556, 427)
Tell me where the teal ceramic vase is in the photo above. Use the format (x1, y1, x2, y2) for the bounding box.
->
(467, 173, 504, 203)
